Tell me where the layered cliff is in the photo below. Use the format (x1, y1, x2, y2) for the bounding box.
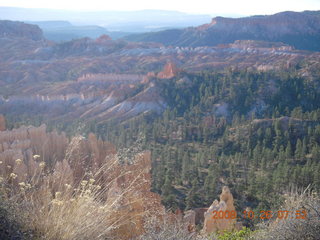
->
(125, 11, 320, 51)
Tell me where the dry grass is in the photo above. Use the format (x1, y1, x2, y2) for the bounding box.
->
(139, 216, 209, 240)
(0, 134, 156, 240)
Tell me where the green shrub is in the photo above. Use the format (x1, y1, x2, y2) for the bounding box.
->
(217, 227, 255, 240)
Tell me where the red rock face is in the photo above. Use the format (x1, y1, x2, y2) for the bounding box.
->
(95, 34, 112, 43)
(157, 62, 180, 79)
(0, 115, 5, 131)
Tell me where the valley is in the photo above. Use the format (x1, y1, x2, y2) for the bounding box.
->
(0, 8, 320, 240)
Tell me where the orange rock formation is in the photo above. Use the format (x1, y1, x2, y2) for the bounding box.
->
(203, 186, 237, 233)
(157, 62, 180, 79)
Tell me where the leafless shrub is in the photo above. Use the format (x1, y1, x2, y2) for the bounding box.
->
(255, 186, 320, 240)
(139, 215, 209, 240)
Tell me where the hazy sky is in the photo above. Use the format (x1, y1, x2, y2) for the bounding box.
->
(0, 0, 319, 15)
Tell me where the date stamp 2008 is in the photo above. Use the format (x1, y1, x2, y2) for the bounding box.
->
(212, 210, 307, 220)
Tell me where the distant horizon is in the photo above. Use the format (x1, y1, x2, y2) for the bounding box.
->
(0, 0, 319, 16)
(0, 6, 319, 20)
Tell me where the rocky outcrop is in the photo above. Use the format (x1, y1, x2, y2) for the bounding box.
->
(157, 62, 180, 79)
(0, 115, 5, 131)
(203, 186, 237, 233)
(95, 34, 112, 43)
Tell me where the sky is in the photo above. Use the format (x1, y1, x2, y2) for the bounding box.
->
(0, 0, 319, 15)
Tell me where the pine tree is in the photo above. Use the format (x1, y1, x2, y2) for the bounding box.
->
(286, 141, 293, 159)
(204, 165, 217, 204)
(186, 178, 201, 209)
(161, 174, 178, 209)
(295, 139, 303, 159)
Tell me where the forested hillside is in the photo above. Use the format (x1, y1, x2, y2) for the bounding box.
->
(87, 68, 320, 216)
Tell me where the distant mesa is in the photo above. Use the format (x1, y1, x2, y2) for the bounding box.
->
(0, 20, 44, 41)
(125, 10, 320, 51)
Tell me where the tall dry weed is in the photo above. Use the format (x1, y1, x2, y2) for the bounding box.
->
(0, 134, 157, 240)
